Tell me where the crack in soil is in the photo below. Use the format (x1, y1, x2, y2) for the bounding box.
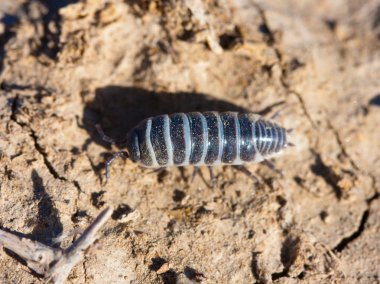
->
(254, 4, 316, 128)
(9, 94, 83, 237)
(253, 4, 380, 278)
(29, 128, 65, 181)
(83, 256, 88, 283)
(288, 90, 317, 127)
(334, 209, 369, 253)
(334, 192, 379, 252)
(9, 95, 84, 196)
(29, 127, 84, 194)
(30, 128, 85, 199)
(325, 118, 359, 171)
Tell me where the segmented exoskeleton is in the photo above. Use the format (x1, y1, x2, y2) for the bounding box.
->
(123, 112, 289, 169)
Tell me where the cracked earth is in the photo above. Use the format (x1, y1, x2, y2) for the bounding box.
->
(0, 0, 379, 283)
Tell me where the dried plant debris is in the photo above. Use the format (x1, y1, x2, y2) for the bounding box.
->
(0, 207, 113, 284)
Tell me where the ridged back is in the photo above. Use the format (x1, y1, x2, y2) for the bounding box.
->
(127, 112, 287, 168)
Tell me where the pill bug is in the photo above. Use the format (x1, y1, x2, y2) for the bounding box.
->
(102, 111, 291, 177)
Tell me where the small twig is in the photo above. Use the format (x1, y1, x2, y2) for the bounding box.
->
(0, 207, 113, 284)
(0, 230, 61, 275)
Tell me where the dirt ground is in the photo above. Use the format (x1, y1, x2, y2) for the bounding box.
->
(0, 0, 379, 283)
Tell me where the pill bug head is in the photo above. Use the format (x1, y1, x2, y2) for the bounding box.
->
(125, 129, 141, 163)
(255, 118, 289, 158)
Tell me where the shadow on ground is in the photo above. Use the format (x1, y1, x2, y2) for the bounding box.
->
(82, 86, 284, 149)
(31, 169, 63, 246)
(82, 86, 250, 148)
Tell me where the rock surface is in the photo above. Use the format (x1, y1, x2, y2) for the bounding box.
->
(0, 0, 379, 283)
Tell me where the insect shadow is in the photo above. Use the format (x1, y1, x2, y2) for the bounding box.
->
(81, 85, 282, 150)
(31, 169, 63, 246)
(0, 171, 63, 274)
(82, 86, 250, 149)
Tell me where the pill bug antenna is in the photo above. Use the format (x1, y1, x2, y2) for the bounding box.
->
(95, 124, 116, 144)
(268, 102, 288, 120)
(262, 160, 283, 176)
(285, 127, 295, 148)
(95, 124, 129, 183)
(105, 151, 129, 181)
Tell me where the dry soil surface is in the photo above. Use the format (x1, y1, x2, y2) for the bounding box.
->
(0, 0, 379, 283)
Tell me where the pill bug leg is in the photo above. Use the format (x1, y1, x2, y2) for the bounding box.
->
(190, 167, 216, 188)
(208, 166, 217, 188)
(190, 167, 200, 183)
(262, 160, 283, 176)
(96, 124, 129, 147)
(267, 102, 289, 120)
(96, 124, 130, 183)
(232, 165, 260, 183)
(285, 128, 295, 148)
(147, 168, 169, 183)
(286, 128, 293, 134)
(96, 124, 116, 144)
(147, 167, 167, 174)
(105, 151, 129, 181)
